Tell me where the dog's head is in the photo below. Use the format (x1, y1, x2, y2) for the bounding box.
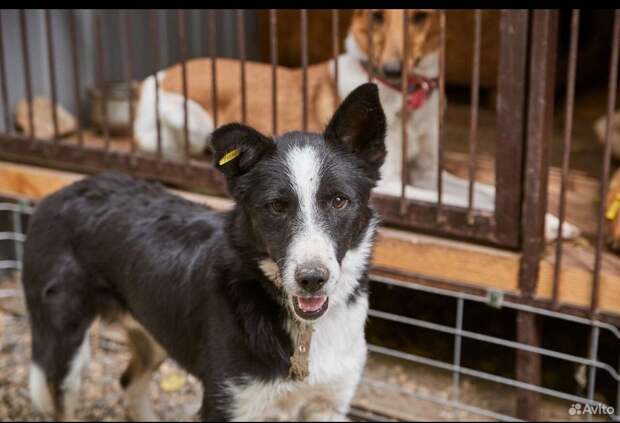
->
(348, 9, 440, 82)
(211, 83, 386, 322)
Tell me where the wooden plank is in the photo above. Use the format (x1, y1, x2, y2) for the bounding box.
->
(373, 227, 521, 293)
(1, 160, 619, 318)
(0, 160, 232, 211)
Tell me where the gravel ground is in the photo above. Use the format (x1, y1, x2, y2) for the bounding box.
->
(0, 273, 600, 421)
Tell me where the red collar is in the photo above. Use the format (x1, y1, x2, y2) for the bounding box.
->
(359, 62, 438, 110)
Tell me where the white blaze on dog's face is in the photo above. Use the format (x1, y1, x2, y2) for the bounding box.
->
(211, 83, 387, 322)
(348, 9, 440, 80)
(282, 144, 338, 319)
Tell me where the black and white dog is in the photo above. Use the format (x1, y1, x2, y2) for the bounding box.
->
(22, 83, 386, 421)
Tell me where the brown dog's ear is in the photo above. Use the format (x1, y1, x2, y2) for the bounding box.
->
(324, 83, 387, 176)
(210, 123, 274, 178)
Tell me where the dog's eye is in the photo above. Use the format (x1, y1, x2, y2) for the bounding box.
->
(411, 11, 429, 25)
(332, 195, 349, 210)
(371, 11, 384, 25)
(268, 199, 288, 214)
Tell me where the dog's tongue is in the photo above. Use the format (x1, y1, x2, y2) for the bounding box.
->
(297, 296, 327, 312)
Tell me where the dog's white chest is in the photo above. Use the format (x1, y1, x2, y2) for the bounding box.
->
(225, 299, 368, 421)
(306, 297, 368, 382)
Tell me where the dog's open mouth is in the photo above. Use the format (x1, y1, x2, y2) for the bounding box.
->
(292, 295, 329, 320)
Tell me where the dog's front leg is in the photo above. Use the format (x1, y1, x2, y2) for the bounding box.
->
(297, 374, 362, 422)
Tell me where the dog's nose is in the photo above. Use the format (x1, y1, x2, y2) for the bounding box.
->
(295, 263, 329, 294)
(382, 61, 403, 78)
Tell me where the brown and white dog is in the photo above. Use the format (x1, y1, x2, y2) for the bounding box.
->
(133, 9, 578, 240)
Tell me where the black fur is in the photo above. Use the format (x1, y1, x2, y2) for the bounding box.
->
(21, 83, 386, 421)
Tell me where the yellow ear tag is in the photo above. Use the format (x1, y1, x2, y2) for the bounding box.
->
(605, 195, 620, 220)
(218, 148, 241, 166)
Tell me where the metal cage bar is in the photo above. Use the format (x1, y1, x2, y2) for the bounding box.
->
(149, 9, 163, 158)
(270, 9, 278, 136)
(68, 10, 83, 147)
(237, 9, 247, 125)
(552, 9, 580, 306)
(121, 10, 135, 157)
(176, 9, 190, 165)
(44, 10, 59, 143)
(399, 9, 410, 215)
(493, 10, 529, 247)
(94, 11, 110, 152)
(436, 10, 446, 218)
(332, 10, 339, 94)
(0, 11, 9, 133)
(366, 11, 373, 83)
(19, 10, 34, 140)
(466, 10, 481, 218)
(301, 9, 308, 132)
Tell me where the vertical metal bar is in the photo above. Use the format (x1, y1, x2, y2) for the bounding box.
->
(94, 11, 110, 152)
(467, 10, 481, 218)
(520, 9, 558, 296)
(149, 9, 162, 158)
(332, 10, 339, 93)
(0, 11, 11, 133)
(366, 11, 373, 82)
(517, 10, 559, 421)
(552, 9, 580, 306)
(19, 10, 34, 139)
(44, 10, 59, 142)
(400, 9, 410, 215)
(177, 9, 190, 164)
(515, 310, 541, 421)
(437, 10, 446, 218)
(301, 9, 308, 131)
(209, 10, 218, 129)
(494, 10, 529, 248)
(270, 9, 278, 136)
(451, 297, 464, 400)
(68, 10, 83, 147)
(122, 10, 135, 155)
(592, 9, 620, 314)
(237, 10, 246, 124)
(11, 205, 23, 267)
(586, 325, 600, 422)
(208, 11, 219, 129)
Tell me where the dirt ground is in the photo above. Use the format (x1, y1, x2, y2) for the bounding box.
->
(1, 272, 600, 422)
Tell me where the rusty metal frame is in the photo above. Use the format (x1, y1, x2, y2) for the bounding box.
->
(516, 10, 559, 421)
(0, 9, 531, 250)
(494, 10, 530, 248)
(373, 10, 529, 249)
(0, 10, 616, 293)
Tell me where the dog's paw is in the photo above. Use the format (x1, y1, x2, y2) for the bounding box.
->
(545, 213, 580, 242)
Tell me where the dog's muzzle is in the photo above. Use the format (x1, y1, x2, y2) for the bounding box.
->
(292, 262, 330, 320)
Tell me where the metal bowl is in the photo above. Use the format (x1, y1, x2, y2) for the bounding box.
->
(89, 81, 139, 137)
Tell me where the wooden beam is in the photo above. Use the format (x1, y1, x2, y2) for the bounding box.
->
(1, 160, 619, 319)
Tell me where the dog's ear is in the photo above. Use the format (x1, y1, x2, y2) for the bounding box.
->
(210, 123, 274, 178)
(324, 83, 387, 175)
